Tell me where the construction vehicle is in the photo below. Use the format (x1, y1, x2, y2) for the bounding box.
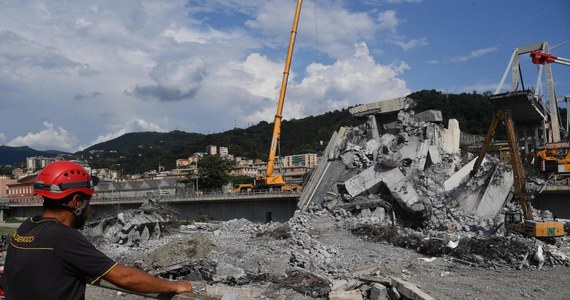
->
(233, 183, 253, 193)
(528, 47, 570, 175)
(252, 0, 303, 192)
(471, 110, 565, 238)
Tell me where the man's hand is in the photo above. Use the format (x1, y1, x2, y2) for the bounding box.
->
(173, 280, 193, 294)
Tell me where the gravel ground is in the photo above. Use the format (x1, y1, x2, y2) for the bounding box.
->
(85, 209, 570, 300)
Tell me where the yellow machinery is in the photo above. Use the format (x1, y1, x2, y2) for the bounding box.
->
(471, 110, 564, 238)
(234, 184, 253, 193)
(253, 0, 303, 192)
(536, 146, 570, 174)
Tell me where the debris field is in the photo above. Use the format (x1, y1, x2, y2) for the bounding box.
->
(85, 98, 570, 300)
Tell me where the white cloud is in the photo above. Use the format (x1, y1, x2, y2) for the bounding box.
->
(7, 122, 79, 152)
(387, 37, 428, 51)
(452, 47, 497, 62)
(0, 0, 415, 153)
(0, 133, 5, 143)
(377, 10, 399, 33)
(295, 43, 410, 113)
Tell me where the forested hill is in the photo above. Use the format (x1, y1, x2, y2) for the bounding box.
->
(409, 90, 495, 136)
(76, 108, 363, 174)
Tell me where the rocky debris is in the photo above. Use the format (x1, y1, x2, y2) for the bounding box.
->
(350, 222, 570, 270)
(303, 103, 543, 239)
(85, 199, 176, 247)
(86, 103, 570, 299)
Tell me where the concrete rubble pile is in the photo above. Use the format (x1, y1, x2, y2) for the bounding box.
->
(87, 98, 570, 299)
(302, 98, 516, 236)
(98, 209, 445, 299)
(86, 199, 175, 247)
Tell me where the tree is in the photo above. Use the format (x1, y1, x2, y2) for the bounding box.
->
(192, 155, 236, 192)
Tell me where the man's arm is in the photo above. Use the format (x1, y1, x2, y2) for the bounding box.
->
(103, 263, 192, 294)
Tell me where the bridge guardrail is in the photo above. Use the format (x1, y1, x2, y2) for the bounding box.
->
(2, 190, 301, 206)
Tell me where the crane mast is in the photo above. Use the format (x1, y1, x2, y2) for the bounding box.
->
(264, 0, 303, 184)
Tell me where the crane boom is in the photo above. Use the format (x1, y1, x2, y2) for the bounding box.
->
(265, 0, 303, 184)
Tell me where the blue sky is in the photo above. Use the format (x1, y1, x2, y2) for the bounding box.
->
(0, 0, 568, 152)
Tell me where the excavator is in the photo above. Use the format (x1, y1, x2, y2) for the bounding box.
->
(471, 110, 565, 238)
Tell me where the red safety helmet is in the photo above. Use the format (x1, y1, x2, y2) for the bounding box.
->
(34, 161, 98, 200)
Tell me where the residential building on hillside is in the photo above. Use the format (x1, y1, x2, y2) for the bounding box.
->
(282, 153, 318, 168)
(206, 145, 217, 155)
(26, 156, 57, 171)
(229, 163, 257, 177)
(219, 146, 229, 157)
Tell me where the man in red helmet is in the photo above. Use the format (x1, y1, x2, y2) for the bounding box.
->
(3, 160, 193, 299)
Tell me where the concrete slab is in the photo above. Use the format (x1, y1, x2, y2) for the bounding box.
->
(415, 140, 430, 170)
(399, 136, 421, 160)
(428, 146, 442, 165)
(442, 119, 460, 154)
(349, 97, 416, 117)
(367, 115, 381, 141)
(329, 290, 363, 300)
(475, 167, 514, 218)
(344, 163, 385, 197)
(380, 168, 422, 212)
(370, 283, 390, 300)
(443, 156, 486, 192)
(413, 110, 443, 123)
(390, 277, 435, 300)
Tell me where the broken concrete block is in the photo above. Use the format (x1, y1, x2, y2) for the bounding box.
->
(352, 265, 378, 277)
(370, 283, 390, 300)
(344, 163, 385, 197)
(427, 146, 442, 165)
(415, 140, 430, 170)
(458, 164, 514, 219)
(366, 139, 381, 160)
(331, 279, 359, 291)
(398, 136, 421, 160)
(475, 166, 513, 218)
(329, 290, 363, 300)
(442, 119, 460, 154)
(367, 115, 381, 142)
(390, 277, 435, 300)
(412, 110, 443, 123)
(380, 168, 423, 213)
(206, 285, 264, 300)
(443, 156, 486, 192)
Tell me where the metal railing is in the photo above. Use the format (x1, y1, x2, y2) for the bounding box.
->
(1, 189, 301, 206)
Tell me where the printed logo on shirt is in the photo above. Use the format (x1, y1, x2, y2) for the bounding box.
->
(12, 232, 34, 243)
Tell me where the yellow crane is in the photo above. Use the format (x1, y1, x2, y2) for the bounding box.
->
(254, 0, 303, 192)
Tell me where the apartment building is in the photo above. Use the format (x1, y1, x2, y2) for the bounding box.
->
(282, 153, 318, 168)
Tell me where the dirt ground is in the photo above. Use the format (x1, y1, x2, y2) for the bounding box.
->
(85, 209, 570, 300)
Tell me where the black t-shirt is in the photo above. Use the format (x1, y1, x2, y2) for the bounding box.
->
(3, 216, 117, 300)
